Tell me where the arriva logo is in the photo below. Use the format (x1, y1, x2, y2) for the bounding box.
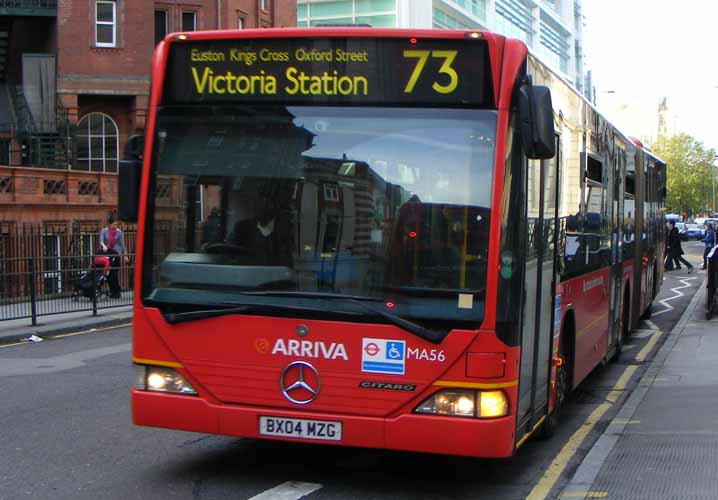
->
(272, 339, 349, 361)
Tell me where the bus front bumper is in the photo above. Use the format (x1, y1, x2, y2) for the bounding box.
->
(131, 389, 517, 457)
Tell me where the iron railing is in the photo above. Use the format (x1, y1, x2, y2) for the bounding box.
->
(1, 254, 134, 324)
(0, 223, 138, 324)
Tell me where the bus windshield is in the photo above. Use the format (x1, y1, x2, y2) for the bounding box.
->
(143, 105, 496, 327)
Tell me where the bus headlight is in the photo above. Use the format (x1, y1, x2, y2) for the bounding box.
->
(134, 365, 197, 395)
(414, 389, 508, 418)
(415, 390, 475, 417)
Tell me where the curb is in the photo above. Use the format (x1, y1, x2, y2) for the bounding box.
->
(0, 315, 132, 346)
(557, 278, 707, 499)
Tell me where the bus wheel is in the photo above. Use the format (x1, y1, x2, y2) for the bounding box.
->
(612, 290, 630, 362)
(537, 337, 570, 439)
(641, 303, 652, 320)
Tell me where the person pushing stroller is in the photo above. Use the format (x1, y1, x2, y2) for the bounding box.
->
(73, 254, 110, 301)
(99, 215, 128, 298)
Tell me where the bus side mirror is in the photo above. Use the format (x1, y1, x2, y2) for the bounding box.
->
(519, 82, 556, 160)
(118, 135, 144, 222)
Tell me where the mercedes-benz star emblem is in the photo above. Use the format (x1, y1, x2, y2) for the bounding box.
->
(279, 361, 320, 405)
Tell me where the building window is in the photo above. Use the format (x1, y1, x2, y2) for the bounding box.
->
(237, 16, 245, 29)
(95, 1, 116, 47)
(323, 184, 339, 202)
(260, 0, 269, 11)
(539, 13, 570, 74)
(0, 139, 9, 165)
(75, 113, 119, 173)
(155, 10, 168, 45)
(182, 11, 197, 31)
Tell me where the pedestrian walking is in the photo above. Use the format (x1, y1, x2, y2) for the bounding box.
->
(667, 220, 694, 273)
(664, 225, 674, 271)
(703, 222, 716, 270)
(99, 215, 129, 298)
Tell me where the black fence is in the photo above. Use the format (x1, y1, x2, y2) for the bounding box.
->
(0, 224, 137, 324)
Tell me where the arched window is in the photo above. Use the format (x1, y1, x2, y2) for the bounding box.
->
(76, 112, 119, 172)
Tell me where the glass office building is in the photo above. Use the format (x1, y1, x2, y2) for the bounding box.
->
(297, 0, 585, 92)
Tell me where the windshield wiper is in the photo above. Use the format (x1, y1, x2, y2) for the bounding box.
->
(163, 306, 251, 324)
(161, 301, 348, 324)
(241, 291, 446, 344)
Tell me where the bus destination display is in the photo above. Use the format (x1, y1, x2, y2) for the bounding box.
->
(163, 37, 493, 106)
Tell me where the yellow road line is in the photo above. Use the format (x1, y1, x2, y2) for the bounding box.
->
(607, 365, 637, 403)
(562, 492, 608, 498)
(526, 363, 638, 500)
(0, 323, 130, 349)
(635, 329, 664, 362)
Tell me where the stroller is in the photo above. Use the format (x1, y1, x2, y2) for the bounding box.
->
(72, 255, 111, 301)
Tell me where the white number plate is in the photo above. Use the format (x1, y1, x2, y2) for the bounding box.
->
(259, 416, 342, 441)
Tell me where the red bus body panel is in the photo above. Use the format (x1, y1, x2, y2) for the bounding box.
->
(133, 302, 521, 457)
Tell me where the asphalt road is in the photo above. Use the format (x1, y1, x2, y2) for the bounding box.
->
(0, 241, 707, 500)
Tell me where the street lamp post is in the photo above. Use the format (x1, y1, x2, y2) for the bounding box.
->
(712, 157, 716, 215)
(712, 155, 718, 216)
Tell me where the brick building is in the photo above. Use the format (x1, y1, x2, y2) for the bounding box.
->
(0, 0, 296, 234)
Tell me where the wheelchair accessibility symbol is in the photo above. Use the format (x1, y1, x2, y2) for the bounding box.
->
(387, 342, 404, 360)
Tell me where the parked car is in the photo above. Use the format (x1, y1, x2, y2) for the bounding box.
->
(676, 222, 688, 240)
(685, 223, 703, 240)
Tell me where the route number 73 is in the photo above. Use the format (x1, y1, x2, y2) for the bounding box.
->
(403, 50, 459, 94)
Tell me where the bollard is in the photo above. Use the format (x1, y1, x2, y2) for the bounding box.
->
(28, 258, 38, 326)
(92, 258, 98, 317)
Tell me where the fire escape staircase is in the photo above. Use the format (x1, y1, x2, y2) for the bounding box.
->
(13, 86, 73, 168)
(1, 1, 69, 168)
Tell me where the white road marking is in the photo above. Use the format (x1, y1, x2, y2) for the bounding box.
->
(247, 481, 323, 500)
(652, 277, 698, 317)
(643, 319, 659, 331)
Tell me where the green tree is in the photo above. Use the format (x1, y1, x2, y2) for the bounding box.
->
(652, 134, 716, 216)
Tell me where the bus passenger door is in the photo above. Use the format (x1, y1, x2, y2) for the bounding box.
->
(516, 136, 561, 429)
(609, 149, 625, 353)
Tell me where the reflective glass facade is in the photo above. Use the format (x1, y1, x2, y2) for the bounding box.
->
(297, 0, 397, 28)
(296, 0, 585, 92)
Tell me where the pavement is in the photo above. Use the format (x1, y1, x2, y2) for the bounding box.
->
(0, 305, 132, 345)
(559, 276, 718, 499)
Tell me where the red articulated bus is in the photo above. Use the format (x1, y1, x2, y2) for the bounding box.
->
(124, 27, 666, 457)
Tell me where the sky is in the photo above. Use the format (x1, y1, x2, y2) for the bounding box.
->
(583, 0, 718, 151)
